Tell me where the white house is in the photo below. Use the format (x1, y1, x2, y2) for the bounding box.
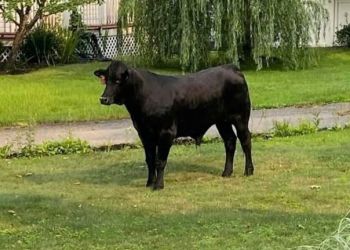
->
(319, 0, 350, 46)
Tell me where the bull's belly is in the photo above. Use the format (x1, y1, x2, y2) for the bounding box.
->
(175, 116, 217, 139)
(175, 105, 228, 138)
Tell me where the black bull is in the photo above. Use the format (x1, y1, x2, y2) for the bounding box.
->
(94, 61, 254, 189)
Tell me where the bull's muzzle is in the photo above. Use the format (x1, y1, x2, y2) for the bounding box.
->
(100, 97, 111, 105)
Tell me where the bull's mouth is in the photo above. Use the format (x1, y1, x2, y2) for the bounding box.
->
(100, 97, 123, 105)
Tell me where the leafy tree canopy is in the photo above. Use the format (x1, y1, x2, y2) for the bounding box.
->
(0, 0, 100, 69)
(119, 0, 328, 71)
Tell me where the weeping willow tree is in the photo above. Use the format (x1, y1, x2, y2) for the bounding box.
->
(118, 0, 327, 71)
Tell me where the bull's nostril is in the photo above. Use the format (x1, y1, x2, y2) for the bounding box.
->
(100, 97, 108, 104)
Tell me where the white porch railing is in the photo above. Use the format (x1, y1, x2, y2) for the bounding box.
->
(80, 0, 120, 27)
(0, 0, 120, 36)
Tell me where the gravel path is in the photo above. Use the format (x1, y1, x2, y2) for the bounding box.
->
(1, 102, 349, 149)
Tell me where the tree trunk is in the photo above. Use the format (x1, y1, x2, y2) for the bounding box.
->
(6, 15, 30, 71)
(243, 0, 252, 61)
(6, 30, 26, 69)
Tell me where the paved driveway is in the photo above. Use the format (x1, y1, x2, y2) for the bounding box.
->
(0, 103, 349, 149)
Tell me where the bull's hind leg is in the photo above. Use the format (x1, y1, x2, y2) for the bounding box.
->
(232, 114, 254, 176)
(216, 122, 237, 177)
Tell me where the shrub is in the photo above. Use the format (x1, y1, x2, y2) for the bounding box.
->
(0, 137, 91, 159)
(336, 24, 350, 47)
(272, 120, 318, 137)
(21, 25, 63, 65)
(0, 145, 12, 158)
(21, 25, 82, 65)
(58, 28, 79, 64)
(19, 137, 91, 158)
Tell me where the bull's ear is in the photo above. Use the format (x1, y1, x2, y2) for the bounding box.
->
(94, 69, 107, 85)
(94, 69, 107, 78)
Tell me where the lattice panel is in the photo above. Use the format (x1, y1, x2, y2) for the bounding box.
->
(98, 36, 118, 58)
(0, 47, 11, 63)
(0, 47, 24, 63)
(118, 34, 138, 56)
(98, 34, 138, 58)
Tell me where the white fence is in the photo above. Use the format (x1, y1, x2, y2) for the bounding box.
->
(98, 34, 137, 58)
(0, 46, 11, 63)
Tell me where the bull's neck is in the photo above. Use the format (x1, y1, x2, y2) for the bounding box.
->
(123, 69, 145, 119)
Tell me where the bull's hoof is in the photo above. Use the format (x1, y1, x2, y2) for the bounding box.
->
(146, 177, 157, 187)
(244, 168, 254, 176)
(146, 181, 154, 187)
(153, 184, 164, 190)
(221, 170, 233, 177)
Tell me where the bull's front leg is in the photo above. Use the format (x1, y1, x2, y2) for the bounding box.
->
(143, 141, 157, 187)
(139, 132, 157, 187)
(154, 132, 174, 190)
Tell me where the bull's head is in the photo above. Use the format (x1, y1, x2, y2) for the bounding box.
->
(94, 61, 129, 105)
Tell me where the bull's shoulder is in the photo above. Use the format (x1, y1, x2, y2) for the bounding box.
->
(133, 68, 179, 84)
(184, 64, 245, 86)
(217, 64, 247, 87)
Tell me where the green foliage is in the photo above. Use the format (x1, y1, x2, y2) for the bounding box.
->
(336, 24, 350, 47)
(21, 25, 80, 65)
(0, 1, 100, 20)
(21, 25, 63, 65)
(0, 145, 12, 158)
(0, 0, 100, 68)
(272, 120, 318, 137)
(69, 7, 86, 33)
(298, 214, 350, 249)
(119, 0, 328, 71)
(17, 137, 91, 158)
(0, 136, 91, 159)
(59, 28, 80, 64)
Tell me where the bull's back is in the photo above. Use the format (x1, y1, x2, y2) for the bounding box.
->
(173, 65, 250, 137)
(175, 65, 249, 112)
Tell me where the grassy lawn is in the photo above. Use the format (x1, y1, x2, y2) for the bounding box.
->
(0, 62, 125, 126)
(0, 130, 349, 249)
(246, 49, 350, 107)
(0, 48, 349, 126)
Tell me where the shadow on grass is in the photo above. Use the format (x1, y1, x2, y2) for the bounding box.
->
(26, 159, 224, 187)
(0, 192, 342, 249)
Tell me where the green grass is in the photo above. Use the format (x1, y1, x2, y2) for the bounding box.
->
(0, 48, 349, 126)
(0, 130, 349, 249)
(0, 62, 128, 126)
(246, 48, 350, 108)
